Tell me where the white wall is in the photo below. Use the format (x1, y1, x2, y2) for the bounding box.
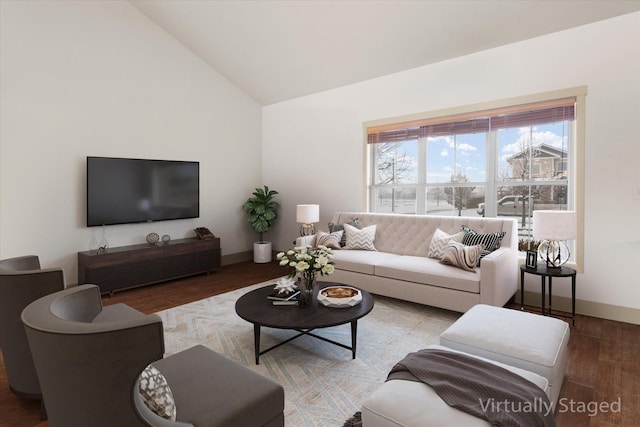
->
(0, 1, 263, 282)
(263, 13, 640, 321)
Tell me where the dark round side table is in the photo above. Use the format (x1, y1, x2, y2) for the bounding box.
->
(520, 264, 576, 326)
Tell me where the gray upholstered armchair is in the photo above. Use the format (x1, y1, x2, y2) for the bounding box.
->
(0, 255, 66, 413)
(22, 284, 285, 427)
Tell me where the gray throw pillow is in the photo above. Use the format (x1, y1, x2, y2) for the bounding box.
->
(328, 218, 359, 247)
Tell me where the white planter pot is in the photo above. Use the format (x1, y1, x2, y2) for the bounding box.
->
(253, 241, 272, 263)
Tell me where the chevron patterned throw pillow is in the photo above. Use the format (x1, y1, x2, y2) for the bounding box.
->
(428, 228, 466, 259)
(329, 218, 359, 247)
(343, 223, 377, 251)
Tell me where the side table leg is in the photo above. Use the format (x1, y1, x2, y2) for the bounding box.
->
(572, 275, 576, 326)
(520, 269, 525, 310)
(351, 320, 357, 359)
(541, 276, 546, 316)
(548, 277, 553, 314)
(254, 323, 261, 365)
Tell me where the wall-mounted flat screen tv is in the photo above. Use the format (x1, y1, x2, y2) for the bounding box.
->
(86, 156, 199, 227)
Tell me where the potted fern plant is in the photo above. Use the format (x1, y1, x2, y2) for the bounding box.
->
(242, 185, 280, 263)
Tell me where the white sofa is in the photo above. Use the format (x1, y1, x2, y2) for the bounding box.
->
(297, 212, 518, 312)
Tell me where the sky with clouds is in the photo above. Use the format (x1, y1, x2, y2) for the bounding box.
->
(386, 122, 569, 184)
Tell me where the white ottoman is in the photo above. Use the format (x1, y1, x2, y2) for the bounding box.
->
(439, 304, 570, 406)
(361, 345, 549, 427)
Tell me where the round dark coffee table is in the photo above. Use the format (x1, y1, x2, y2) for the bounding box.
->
(235, 281, 374, 364)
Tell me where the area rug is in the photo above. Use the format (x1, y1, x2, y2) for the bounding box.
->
(156, 279, 460, 426)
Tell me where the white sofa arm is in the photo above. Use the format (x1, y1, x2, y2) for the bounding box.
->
(295, 235, 316, 247)
(479, 247, 518, 306)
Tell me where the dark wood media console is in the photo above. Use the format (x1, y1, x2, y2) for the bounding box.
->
(78, 237, 221, 295)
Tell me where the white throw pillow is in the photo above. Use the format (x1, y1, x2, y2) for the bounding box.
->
(428, 228, 465, 259)
(440, 241, 484, 272)
(343, 224, 377, 251)
(315, 230, 343, 249)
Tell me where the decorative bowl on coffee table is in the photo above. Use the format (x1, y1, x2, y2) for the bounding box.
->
(318, 286, 362, 308)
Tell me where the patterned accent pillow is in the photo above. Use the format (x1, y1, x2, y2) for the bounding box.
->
(328, 218, 359, 247)
(138, 364, 177, 421)
(461, 225, 506, 252)
(315, 230, 343, 249)
(343, 223, 377, 251)
(427, 228, 466, 259)
(440, 241, 484, 272)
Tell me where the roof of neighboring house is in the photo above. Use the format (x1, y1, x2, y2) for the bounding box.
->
(507, 144, 567, 163)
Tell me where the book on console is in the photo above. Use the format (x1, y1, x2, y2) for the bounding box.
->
(267, 288, 300, 301)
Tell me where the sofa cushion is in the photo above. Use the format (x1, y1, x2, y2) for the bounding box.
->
(152, 345, 284, 427)
(427, 228, 465, 259)
(91, 303, 145, 323)
(332, 250, 401, 275)
(440, 241, 484, 272)
(374, 256, 480, 293)
(440, 305, 569, 371)
(344, 224, 377, 251)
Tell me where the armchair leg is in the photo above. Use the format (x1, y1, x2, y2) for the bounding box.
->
(40, 399, 47, 420)
(8, 386, 47, 420)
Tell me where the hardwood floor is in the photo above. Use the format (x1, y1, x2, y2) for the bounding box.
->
(1, 260, 638, 426)
(505, 304, 640, 426)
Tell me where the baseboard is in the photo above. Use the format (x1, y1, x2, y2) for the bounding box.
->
(221, 251, 253, 265)
(222, 250, 282, 266)
(517, 290, 640, 325)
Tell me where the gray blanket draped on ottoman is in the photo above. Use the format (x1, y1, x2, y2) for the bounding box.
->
(387, 349, 556, 427)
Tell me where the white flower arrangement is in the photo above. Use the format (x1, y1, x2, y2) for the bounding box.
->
(276, 245, 336, 284)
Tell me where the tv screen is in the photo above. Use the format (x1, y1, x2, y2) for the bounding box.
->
(86, 157, 199, 227)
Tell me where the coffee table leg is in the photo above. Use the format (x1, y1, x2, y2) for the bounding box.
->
(351, 320, 357, 359)
(254, 323, 261, 365)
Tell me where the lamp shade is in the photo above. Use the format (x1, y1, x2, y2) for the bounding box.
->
(296, 204, 319, 224)
(532, 210, 577, 241)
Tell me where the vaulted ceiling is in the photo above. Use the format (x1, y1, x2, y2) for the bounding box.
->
(129, 0, 640, 105)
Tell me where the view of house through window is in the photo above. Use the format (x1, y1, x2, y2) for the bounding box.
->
(367, 97, 576, 251)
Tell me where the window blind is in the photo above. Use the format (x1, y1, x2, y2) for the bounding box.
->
(367, 98, 575, 144)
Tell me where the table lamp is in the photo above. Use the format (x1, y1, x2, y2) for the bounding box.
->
(296, 204, 319, 236)
(532, 210, 576, 268)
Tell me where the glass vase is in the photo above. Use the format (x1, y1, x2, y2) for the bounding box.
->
(98, 224, 109, 253)
(298, 273, 316, 307)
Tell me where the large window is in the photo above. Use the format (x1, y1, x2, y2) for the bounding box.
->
(366, 89, 584, 266)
